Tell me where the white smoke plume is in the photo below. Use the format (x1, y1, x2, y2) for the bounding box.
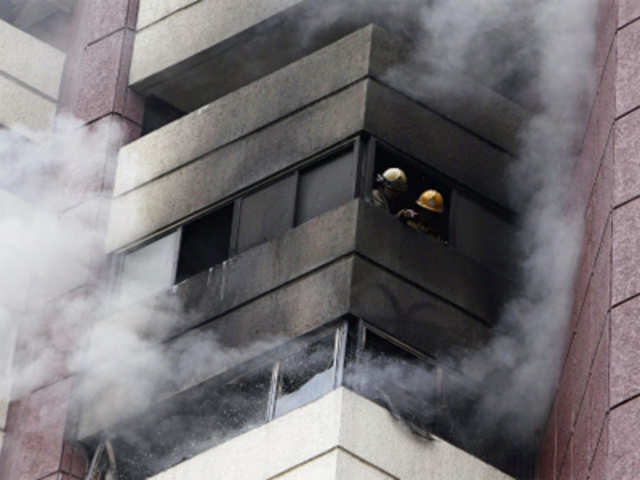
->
(427, 0, 598, 443)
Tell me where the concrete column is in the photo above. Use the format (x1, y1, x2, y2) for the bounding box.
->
(0, 1, 143, 479)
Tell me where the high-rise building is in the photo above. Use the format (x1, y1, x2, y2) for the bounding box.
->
(0, 1, 635, 479)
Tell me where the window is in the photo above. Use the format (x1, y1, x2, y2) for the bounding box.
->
(274, 332, 338, 417)
(118, 231, 181, 304)
(295, 148, 357, 225)
(233, 174, 297, 254)
(175, 205, 233, 283)
(371, 141, 451, 242)
(142, 365, 273, 472)
(345, 323, 436, 436)
(449, 192, 517, 275)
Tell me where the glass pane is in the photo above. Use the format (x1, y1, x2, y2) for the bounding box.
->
(151, 366, 272, 470)
(118, 231, 180, 305)
(235, 175, 297, 253)
(295, 149, 356, 225)
(275, 334, 336, 417)
(346, 328, 436, 435)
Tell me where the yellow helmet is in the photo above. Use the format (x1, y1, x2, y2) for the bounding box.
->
(416, 189, 444, 213)
(378, 167, 408, 192)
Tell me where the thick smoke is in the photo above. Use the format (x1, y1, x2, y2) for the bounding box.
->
(0, 117, 287, 460)
(0, 0, 599, 475)
(420, 0, 597, 444)
(349, 0, 598, 458)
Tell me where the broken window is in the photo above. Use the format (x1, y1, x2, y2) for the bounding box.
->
(175, 204, 233, 283)
(139, 364, 273, 473)
(204, 367, 273, 439)
(118, 230, 181, 304)
(232, 174, 297, 254)
(295, 147, 358, 225)
(274, 332, 337, 418)
(345, 323, 436, 436)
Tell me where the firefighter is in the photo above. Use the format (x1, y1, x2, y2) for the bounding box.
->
(372, 167, 408, 214)
(404, 189, 445, 241)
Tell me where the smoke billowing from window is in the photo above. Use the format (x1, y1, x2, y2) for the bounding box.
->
(0, 0, 599, 474)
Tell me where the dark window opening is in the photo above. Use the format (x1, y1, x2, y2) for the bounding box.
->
(176, 205, 233, 283)
(142, 96, 186, 135)
(295, 147, 357, 225)
(372, 142, 451, 243)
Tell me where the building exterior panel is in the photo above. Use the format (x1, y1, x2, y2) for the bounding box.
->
(0, 18, 64, 131)
(0, 19, 64, 99)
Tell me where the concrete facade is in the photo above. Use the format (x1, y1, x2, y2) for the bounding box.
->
(536, 1, 640, 479)
(0, 19, 65, 130)
(149, 388, 513, 480)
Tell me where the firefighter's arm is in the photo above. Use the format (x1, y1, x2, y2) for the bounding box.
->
(395, 208, 418, 220)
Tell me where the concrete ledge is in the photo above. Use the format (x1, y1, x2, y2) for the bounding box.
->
(149, 388, 512, 480)
(108, 201, 505, 347)
(0, 75, 57, 131)
(131, 0, 302, 87)
(0, 19, 65, 100)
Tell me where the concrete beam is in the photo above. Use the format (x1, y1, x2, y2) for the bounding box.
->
(131, 0, 302, 89)
(0, 19, 64, 99)
(0, 19, 64, 130)
(11, 0, 74, 29)
(0, 75, 57, 131)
